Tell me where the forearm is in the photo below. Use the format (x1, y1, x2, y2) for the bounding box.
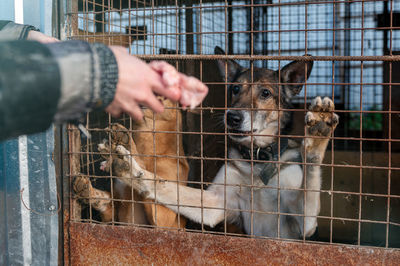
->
(46, 41, 118, 123)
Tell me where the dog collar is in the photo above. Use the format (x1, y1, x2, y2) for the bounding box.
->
(235, 138, 288, 162)
(234, 138, 289, 185)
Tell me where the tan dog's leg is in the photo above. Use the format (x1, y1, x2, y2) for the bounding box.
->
(133, 103, 189, 229)
(302, 96, 339, 237)
(98, 133, 148, 225)
(73, 176, 114, 222)
(113, 179, 148, 225)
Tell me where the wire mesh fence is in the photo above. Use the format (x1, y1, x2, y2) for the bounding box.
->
(65, 0, 400, 248)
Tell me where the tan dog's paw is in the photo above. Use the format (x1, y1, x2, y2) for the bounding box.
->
(73, 176, 92, 203)
(110, 123, 131, 147)
(73, 176, 112, 220)
(98, 141, 112, 172)
(98, 142, 109, 153)
(305, 96, 339, 137)
(98, 140, 111, 158)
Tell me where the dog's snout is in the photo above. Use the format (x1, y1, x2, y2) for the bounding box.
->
(227, 110, 243, 128)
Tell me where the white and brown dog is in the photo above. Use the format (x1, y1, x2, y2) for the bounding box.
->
(97, 47, 339, 239)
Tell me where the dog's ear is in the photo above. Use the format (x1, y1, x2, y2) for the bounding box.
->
(215, 46, 243, 82)
(280, 55, 313, 97)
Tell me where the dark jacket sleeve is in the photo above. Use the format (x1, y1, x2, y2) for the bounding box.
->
(0, 20, 39, 40)
(0, 40, 118, 141)
(0, 41, 60, 139)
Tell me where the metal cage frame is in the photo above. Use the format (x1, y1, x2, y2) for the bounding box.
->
(61, 0, 400, 264)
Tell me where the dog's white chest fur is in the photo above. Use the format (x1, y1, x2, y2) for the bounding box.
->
(217, 148, 305, 238)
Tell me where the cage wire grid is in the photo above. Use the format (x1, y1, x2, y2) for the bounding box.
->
(65, 0, 400, 248)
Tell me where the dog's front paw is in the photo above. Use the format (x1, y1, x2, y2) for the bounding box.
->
(73, 176, 92, 203)
(110, 123, 131, 146)
(305, 96, 339, 137)
(98, 141, 111, 155)
(115, 145, 144, 178)
(98, 141, 112, 172)
(115, 144, 130, 156)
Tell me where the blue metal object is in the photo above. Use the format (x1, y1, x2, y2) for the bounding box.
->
(0, 1, 58, 265)
(0, 129, 59, 266)
(0, 1, 14, 21)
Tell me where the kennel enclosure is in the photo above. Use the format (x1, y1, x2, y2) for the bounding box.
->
(62, 0, 400, 264)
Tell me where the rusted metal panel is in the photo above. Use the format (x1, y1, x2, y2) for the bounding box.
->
(63, 210, 71, 266)
(63, 124, 82, 265)
(69, 222, 400, 265)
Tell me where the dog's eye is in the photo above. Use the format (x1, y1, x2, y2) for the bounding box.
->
(231, 85, 240, 95)
(260, 89, 271, 99)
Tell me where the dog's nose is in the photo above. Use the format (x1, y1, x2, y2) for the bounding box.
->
(227, 110, 243, 128)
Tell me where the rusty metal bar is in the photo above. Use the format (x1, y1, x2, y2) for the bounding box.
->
(75, 16, 398, 29)
(68, 223, 400, 265)
(69, 0, 390, 14)
(385, 0, 394, 249)
(136, 54, 400, 61)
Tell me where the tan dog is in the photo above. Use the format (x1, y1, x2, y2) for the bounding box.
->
(133, 99, 189, 228)
(74, 99, 189, 228)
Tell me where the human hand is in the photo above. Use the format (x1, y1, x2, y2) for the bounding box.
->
(27, 30, 59, 43)
(149, 61, 208, 109)
(105, 46, 181, 120)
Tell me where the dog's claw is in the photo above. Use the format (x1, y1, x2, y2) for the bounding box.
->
(136, 171, 144, 178)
